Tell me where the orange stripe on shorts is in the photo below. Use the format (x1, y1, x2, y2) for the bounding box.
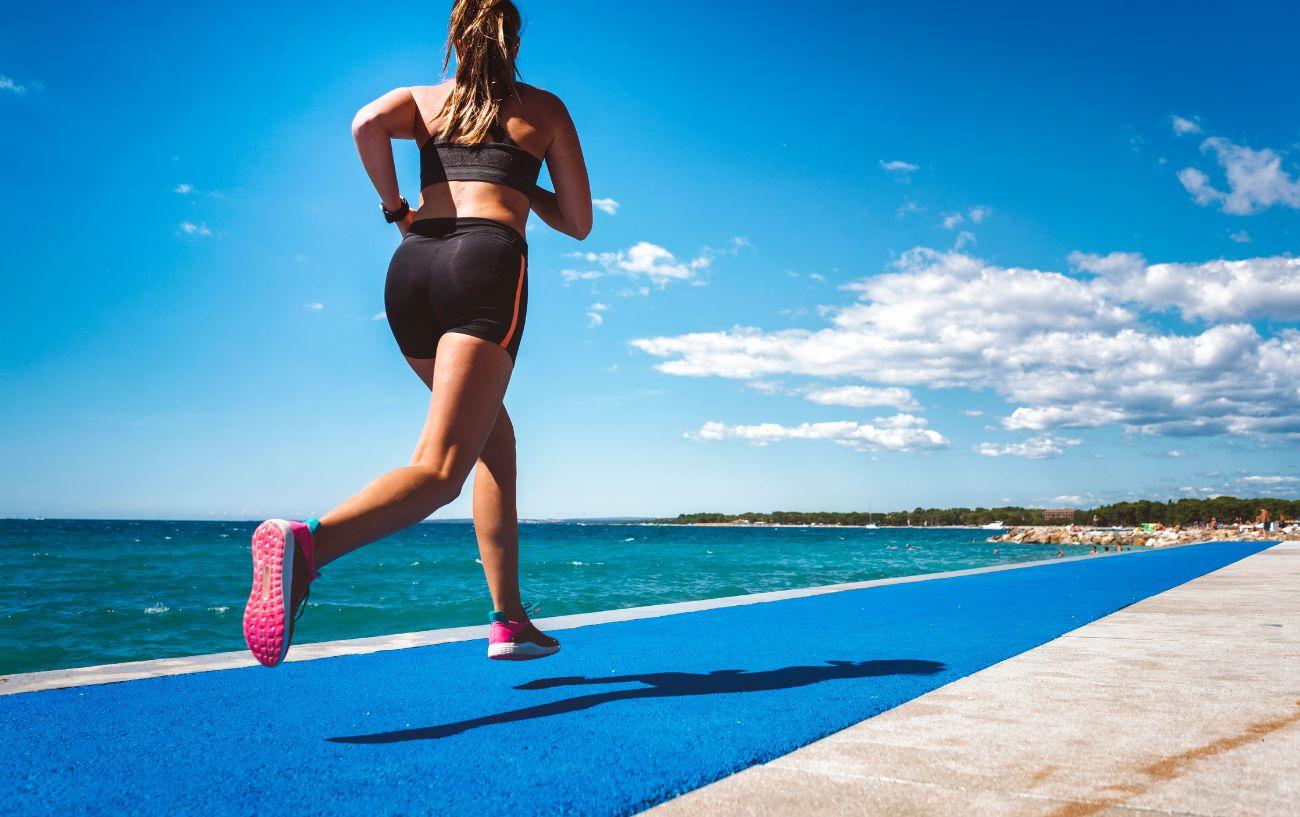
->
(500, 254, 526, 351)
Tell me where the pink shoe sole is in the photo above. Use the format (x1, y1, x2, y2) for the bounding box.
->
(243, 520, 296, 667)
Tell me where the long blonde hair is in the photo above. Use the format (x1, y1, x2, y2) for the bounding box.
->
(437, 0, 522, 143)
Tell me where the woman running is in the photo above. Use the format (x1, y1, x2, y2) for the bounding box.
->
(241, 0, 592, 667)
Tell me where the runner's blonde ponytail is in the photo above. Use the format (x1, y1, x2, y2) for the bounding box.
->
(437, 0, 523, 143)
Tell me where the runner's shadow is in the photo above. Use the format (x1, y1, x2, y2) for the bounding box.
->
(328, 658, 944, 744)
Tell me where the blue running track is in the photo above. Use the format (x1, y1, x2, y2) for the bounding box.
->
(0, 541, 1271, 816)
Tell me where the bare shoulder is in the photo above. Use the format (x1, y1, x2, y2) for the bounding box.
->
(517, 83, 570, 120)
(409, 80, 454, 105)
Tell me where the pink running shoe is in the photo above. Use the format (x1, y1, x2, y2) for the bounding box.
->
(487, 610, 560, 660)
(243, 518, 319, 667)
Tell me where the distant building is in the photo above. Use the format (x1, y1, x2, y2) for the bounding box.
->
(1044, 508, 1076, 523)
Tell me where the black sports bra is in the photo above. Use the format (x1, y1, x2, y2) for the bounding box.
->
(419, 123, 542, 197)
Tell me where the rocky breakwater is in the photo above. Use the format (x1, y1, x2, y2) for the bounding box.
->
(990, 525, 1299, 548)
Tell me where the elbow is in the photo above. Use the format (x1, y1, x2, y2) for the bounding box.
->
(351, 108, 383, 143)
(570, 211, 594, 240)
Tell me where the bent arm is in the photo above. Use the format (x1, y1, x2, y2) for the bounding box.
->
(531, 100, 592, 240)
(351, 88, 419, 213)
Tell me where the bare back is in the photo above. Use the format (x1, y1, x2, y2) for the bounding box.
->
(410, 82, 567, 234)
(353, 76, 591, 241)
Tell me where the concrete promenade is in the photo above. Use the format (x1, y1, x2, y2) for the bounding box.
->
(648, 542, 1299, 817)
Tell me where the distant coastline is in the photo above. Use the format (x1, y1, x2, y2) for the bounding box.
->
(651, 522, 993, 529)
(655, 518, 1298, 547)
(656, 496, 1299, 530)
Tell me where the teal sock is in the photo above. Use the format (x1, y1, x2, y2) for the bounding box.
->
(305, 517, 320, 533)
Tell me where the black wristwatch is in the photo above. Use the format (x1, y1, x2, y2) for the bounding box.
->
(381, 197, 410, 223)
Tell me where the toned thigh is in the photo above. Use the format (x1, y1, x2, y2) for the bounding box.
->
(406, 355, 514, 470)
(410, 334, 514, 484)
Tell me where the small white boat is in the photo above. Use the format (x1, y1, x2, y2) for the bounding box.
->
(981, 521, 1005, 530)
(861, 523, 879, 529)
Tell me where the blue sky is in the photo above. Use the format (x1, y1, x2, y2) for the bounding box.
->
(3, 0, 1299, 520)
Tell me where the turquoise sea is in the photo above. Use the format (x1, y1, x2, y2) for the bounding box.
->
(0, 519, 1095, 676)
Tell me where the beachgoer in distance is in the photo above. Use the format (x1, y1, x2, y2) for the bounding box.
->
(241, 0, 592, 667)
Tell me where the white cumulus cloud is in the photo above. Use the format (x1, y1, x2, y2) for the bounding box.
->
(1075, 251, 1300, 322)
(621, 242, 701, 282)
(179, 221, 211, 237)
(804, 385, 918, 410)
(567, 238, 744, 288)
(941, 206, 989, 230)
(1237, 475, 1298, 486)
(1170, 115, 1202, 136)
(0, 75, 27, 95)
(1178, 136, 1300, 215)
(880, 160, 919, 176)
(975, 435, 1083, 459)
(560, 269, 604, 284)
(632, 247, 1300, 443)
(592, 197, 620, 215)
(1177, 167, 1219, 206)
(689, 415, 948, 453)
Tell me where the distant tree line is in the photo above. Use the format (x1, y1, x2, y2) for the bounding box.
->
(663, 496, 1299, 527)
